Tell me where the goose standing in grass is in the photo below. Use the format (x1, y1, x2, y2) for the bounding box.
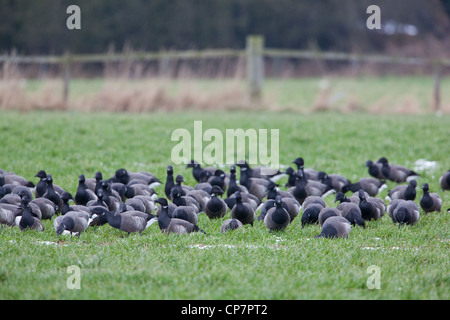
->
(30, 197, 56, 220)
(389, 200, 420, 226)
(0, 203, 20, 227)
(0, 172, 34, 188)
(317, 171, 350, 193)
(266, 180, 295, 200)
(238, 165, 269, 200)
(170, 187, 201, 213)
(54, 211, 90, 237)
(85, 171, 103, 193)
(221, 219, 243, 233)
(236, 160, 283, 181)
(231, 191, 255, 227)
(292, 157, 319, 181)
(18, 197, 44, 232)
(419, 183, 442, 213)
(205, 186, 227, 220)
(315, 216, 351, 239)
(334, 194, 365, 228)
(288, 167, 333, 204)
(224, 191, 261, 211)
(164, 165, 175, 198)
(43, 175, 63, 214)
(300, 196, 326, 227)
(365, 160, 386, 180)
(186, 160, 217, 183)
(377, 157, 419, 183)
(111, 168, 160, 188)
(34, 170, 65, 198)
(75, 174, 98, 206)
(342, 177, 387, 197)
(386, 180, 417, 202)
(106, 209, 157, 236)
(358, 189, 385, 221)
(439, 170, 450, 191)
(284, 167, 297, 187)
(318, 207, 341, 226)
(264, 196, 291, 232)
(226, 165, 248, 198)
(155, 198, 205, 235)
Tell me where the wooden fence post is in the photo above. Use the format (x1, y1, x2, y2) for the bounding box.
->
(246, 35, 264, 103)
(432, 62, 441, 113)
(63, 51, 72, 104)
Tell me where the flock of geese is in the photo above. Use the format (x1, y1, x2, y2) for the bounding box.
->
(0, 157, 448, 239)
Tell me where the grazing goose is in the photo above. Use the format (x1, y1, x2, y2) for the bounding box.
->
(317, 172, 350, 193)
(386, 180, 417, 202)
(365, 160, 386, 180)
(98, 181, 120, 212)
(318, 207, 341, 226)
(389, 200, 420, 226)
(264, 196, 291, 232)
(335, 196, 365, 228)
(155, 198, 205, 235)
(54, 211, 89, 237)
(231, 191, 256, 226)
(30, 197, 56, 220)
(204, 186, 227, 220)
(43, 175, 63, 213)
(60, 191, 92, 216)
(420, 183, 442, 213)
(378, 158, 419, 183)
(439, 170, 450, 191)
(226, 165, 248, 198)
(334, 192, 359, 205)
(358, 189, 384, 221)
(221, 219, 243, 233)
(342, 177, 387, 197)
(315, 216, 351, 239)
(75, 175, 98, 206)
(106, 210, 157, 236)
(18, 197, 44, 232)
(236, 160, 283, 181)
(300, 196, 326, 227)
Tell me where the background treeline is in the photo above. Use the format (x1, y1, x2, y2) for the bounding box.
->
(1, 0, 449, 55)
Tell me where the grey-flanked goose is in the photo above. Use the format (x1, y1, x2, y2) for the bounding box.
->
(221, 219, 243, 233)
(204, 186, 227, 220)
(18, 197, 44, 232)
(386, 180, 417, 202)
(155, 198, 206, 235)
(231, 191, 255, 227)
(264, 196, 291, 232)
(315, 216, 351, 239)
(420, 183, 442, 213)
(439, 170, 450, 191)
(54, 211, 90, 237)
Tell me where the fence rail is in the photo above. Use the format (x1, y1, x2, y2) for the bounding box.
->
(1, 35, 448, 111)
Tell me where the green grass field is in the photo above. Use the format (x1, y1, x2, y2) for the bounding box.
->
(0, 110, 449, 299)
